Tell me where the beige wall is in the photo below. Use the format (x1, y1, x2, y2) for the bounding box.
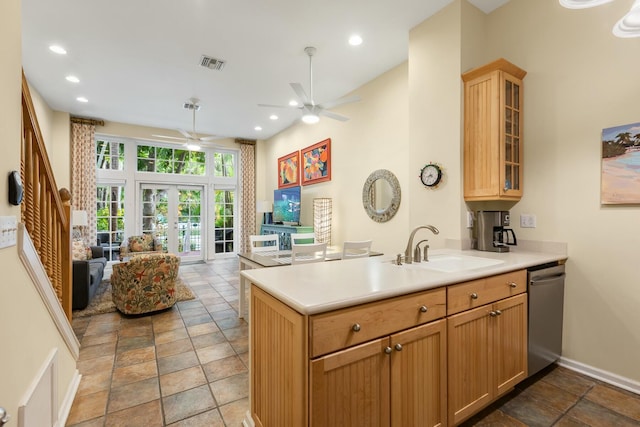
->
(261, 63, 410, 255)
(0, 0, 77, 421)
(479, 0, 640, 382)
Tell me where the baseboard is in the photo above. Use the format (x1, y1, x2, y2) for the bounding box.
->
(242, 410, 255, 427)
(57, 370, 81, 427)
(559, 356, 640, 395)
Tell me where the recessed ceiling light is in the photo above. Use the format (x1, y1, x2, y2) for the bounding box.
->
(49, 45, 67, 55)
(255, 126, 262, 131)
(269, 115, 278, 120)
(66, 75, 80, 83)
(349, 34, 363, 46)
(76, 97, 88, 103)
(289, 100, 299, 107)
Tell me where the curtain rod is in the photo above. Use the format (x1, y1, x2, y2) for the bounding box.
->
(70, 117, 104, 126)
(235, 138, 256, 146)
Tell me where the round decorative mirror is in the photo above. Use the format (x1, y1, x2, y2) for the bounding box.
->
(362, 169, 401, 223)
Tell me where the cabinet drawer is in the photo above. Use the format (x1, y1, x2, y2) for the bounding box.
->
(447, 269, 526, 315)
(310, 288, 446, 358)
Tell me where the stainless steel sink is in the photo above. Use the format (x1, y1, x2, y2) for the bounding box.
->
(397, 254, 504, 273)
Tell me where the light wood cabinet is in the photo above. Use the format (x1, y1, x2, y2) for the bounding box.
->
(462, 58, 527, 201)
(447, 293, 528, 425)
(251, 285, 447, 427)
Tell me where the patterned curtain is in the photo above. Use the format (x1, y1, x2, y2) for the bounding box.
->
(71, 122, 96, 246)
(237, 139, 256, 253)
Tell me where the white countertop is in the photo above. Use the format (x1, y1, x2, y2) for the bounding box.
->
(240, 248, 567, 315)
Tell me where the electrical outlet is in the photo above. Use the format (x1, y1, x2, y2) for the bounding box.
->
(520, 214, 536, 228)
(466, 211, 474, 228)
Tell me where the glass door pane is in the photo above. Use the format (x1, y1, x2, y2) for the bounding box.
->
(139, 184, 205, 263)
(214, 189, 235, 254)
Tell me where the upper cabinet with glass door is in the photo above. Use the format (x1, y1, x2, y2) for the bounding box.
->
(462, 58, 526, 201)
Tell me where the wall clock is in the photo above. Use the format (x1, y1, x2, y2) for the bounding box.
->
(420, 163, 443, 188)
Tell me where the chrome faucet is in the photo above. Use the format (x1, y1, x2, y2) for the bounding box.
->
(404, 225, 439, 263)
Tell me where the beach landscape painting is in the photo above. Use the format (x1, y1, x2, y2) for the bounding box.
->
(601, 121, 640, 204)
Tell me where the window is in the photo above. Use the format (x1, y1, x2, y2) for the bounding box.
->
(213, 152, 235, 177)
(96, 184, 125, 261)
(96, 140, 124, 170)
(137, 145, 206, 175)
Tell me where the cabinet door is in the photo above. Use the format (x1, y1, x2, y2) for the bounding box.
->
(500, 73, 523, 198)
(310, 338, 390, 427)
(492, 293, 528, 397)
(447, 305, 493, 425)
(390, 319, 447, 427)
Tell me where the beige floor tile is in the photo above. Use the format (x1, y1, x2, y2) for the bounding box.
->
(78, 341, 117, 361)
(81, 331, 117, 347)
(111, 359, 158, 388)
(160, 365, 207, 397)
(77, 354, 114, 376)
(219, 397, 249, 426)
(105, 399, 163, 427)
(166, 409, 225, 426)
(195, 342, 236, 365)
(585, 383, 640, 421)
(187, 321, 220, 337)
(77, 370, 112, 396)
(209, 372, 248, 405)
(156, 337, 194, 358)
(190, 331, 227, 350)
(115, 345, 156, 368)
(202, 355, 247, 382)
(67, 390, 109, 425)
(107, 377, 160, 413)
(162, 384, 216, 425)
(155, 326, 189, 345)
(158, 350, 200, 375)
(118, 323, 153, 338)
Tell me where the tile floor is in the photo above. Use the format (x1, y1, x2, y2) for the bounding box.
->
(68, 258, 640, 426)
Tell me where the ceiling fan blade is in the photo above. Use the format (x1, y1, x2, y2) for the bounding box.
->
(319, 109, 350, 122)
(177, 128, 194, 139)
(258, 103, 296, 109)
(152, 134, 187, 141)
(198, 135, 225, 141)
(290, 83, 311, 104)
(318, 95, 361, 110)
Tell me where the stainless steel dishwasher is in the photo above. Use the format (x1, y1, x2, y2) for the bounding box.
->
(527, 262, 566, 377)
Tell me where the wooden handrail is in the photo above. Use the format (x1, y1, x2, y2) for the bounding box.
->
(21, 71, 73, 320)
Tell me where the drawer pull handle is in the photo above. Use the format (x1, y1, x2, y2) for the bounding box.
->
(419, 305, 428, 313)
(509, 282, 517, 288)
(495, 309, 502, 316)
(470, 293, 478, 300)
(490, 311, 497, 317)
(352, 323, 361, 332)
(384, 346, 392, 354)
(394, 343, 403, 351)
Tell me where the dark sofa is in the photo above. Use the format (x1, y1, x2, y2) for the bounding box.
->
(72, 246, 107, 310)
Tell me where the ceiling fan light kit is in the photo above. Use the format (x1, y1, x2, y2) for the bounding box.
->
(153, 97, 224, 150)
(258, 46, 361, 124)
(560, 0, 640, 37)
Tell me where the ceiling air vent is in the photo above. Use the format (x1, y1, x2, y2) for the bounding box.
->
(199, 55, 226, 71)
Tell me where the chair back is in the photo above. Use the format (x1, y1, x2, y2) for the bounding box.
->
(250, 234, 280, 253)
(342, 240, 373, 259)
(291, 242, 327, 265)
(291, 232, 315, 244)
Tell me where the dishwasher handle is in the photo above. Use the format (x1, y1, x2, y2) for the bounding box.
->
(529, 272, 565, 285)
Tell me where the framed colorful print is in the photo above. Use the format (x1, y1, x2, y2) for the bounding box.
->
(601, 121, 640, 204)
(278, 150, 300, 189)
(301, 138, 331, 185)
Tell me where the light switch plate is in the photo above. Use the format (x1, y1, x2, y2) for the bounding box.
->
(520, 214, 536, 228)
(0, 216, 18, 248)
(466, 211, 474, 228)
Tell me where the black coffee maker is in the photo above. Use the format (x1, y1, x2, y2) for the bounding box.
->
(473, 210, 517, 252)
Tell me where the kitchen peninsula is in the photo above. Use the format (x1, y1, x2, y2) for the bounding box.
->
(241, 248, 567, 426)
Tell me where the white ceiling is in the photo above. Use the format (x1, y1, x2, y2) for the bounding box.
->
(21, 0, 509, 141)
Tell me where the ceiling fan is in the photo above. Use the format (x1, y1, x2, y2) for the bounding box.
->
(259, 46, 361, 124)
(152, 98, 222, 150)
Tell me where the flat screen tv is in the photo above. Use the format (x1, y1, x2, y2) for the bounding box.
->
(273, 186, 301, 225)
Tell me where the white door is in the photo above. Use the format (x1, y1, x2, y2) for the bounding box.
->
(139, 184, 205, 263)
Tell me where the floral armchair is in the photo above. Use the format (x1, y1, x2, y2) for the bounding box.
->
(119, 233, 164, 261)
(111, 253, 180, 315)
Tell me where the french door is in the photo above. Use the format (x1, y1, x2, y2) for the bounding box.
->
(139, 183, 205, 263)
